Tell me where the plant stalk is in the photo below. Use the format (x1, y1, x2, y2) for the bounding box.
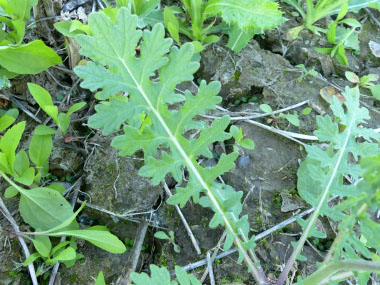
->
(303, 260, 380, 285)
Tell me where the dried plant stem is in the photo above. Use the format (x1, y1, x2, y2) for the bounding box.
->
(180, 196, 338, 273)
(116, 218, 149, 285)
(207, 251, 215, 285)
(201, 231, 227, 282)
(163, 182, 201, 255)
(303, 260, 380, 285)
(0, 190, 38, 285)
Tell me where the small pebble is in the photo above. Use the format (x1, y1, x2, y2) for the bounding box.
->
(237, 155, 250, 169)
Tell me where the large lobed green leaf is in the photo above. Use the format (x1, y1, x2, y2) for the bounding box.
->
(297, 86, 380, 232)
(203, 0, 286, 34)
(75, 8, 257, 270)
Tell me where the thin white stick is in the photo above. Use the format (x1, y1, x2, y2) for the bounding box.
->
(0, 197, 38, 285)
(218, 100, 311, 121)
(207, 251, 215, 285)
(163, 182, 201, 255)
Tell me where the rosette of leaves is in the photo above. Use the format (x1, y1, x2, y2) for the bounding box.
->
(0, 122, 126, 263)
(282, 0, 379, 40)
(164, 0, 285, 53)
(73, 8, 265, 282)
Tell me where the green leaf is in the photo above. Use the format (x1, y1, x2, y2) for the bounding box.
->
(339, 18, 361, 28)
(69, 20, 91, 35)
(240, 139, 254, 150)
(41, 202, 86, 234)
(336, 2, 348, 21)
(164, 7, 180, 44)
(67, 102, 86, 116)
(14, 167, 34, 186)
(328, 0, 379, 15)
(154, 231, 170, 240)
(31, 234, 51, 257)
(7, 0, 37, 20)
(259, 104, 273, 114)
(13, 149, 29, 176)
(229, 125, 241, 140)
(203, 0, 286, 34)
(57, 112, 70, 134)
(368, 85, 380, 100)
(4, 185, 18, 198)
(327, 21, 336, 44)
(33, 125, 56, 136)
(74, 7, 256, 272)
(23, 252, 41, 266)
(54, 21, 88, 37)
(315, 47, 333, 54)
(48, 228, 126, 254)
(283, 113, 300, 127)
(0, 40, 62, 74)
(345, 71, 359, 83)
(29, 125, 54, 169)
(18, 187, 77, 231)
(48, 247, 76, 263)
(335, 44, 348, 66)
(191, 40, 204, 53)
(226, 23, 254, 53)
(130, 265, 172, 284)
(27, 83, 58, 121)
(50, 241, 71, 256)
(0, 108, 18, 132)
(297, 86, 380, 236)
(301, 107, 312, 115)
(0, 121, 25, 173)
(175, 266, 201, 284)
(88, 98, 136, 135)
(336, 27, 359, 51)
(47, 183, 66, 195)
(94, 271, 106, 285)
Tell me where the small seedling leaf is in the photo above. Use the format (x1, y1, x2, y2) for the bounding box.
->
(301, 107, 312, 115)
(31, 234, 51, 257)
(369, 85, 380, 100)
(29, 125, 53, 168)
(259, 104, 273, 114)
(345, 71, 359, 83)
(0, 121, 25, 173)
(67, 102, 86, 116)
(94, 271, 106, 285)
(23, 252, 41, 266)
(240, 139, 254, 150)
(28, 83, 58, 121)
(154, 231, 169, 240)
(4, 185, 18, 198)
